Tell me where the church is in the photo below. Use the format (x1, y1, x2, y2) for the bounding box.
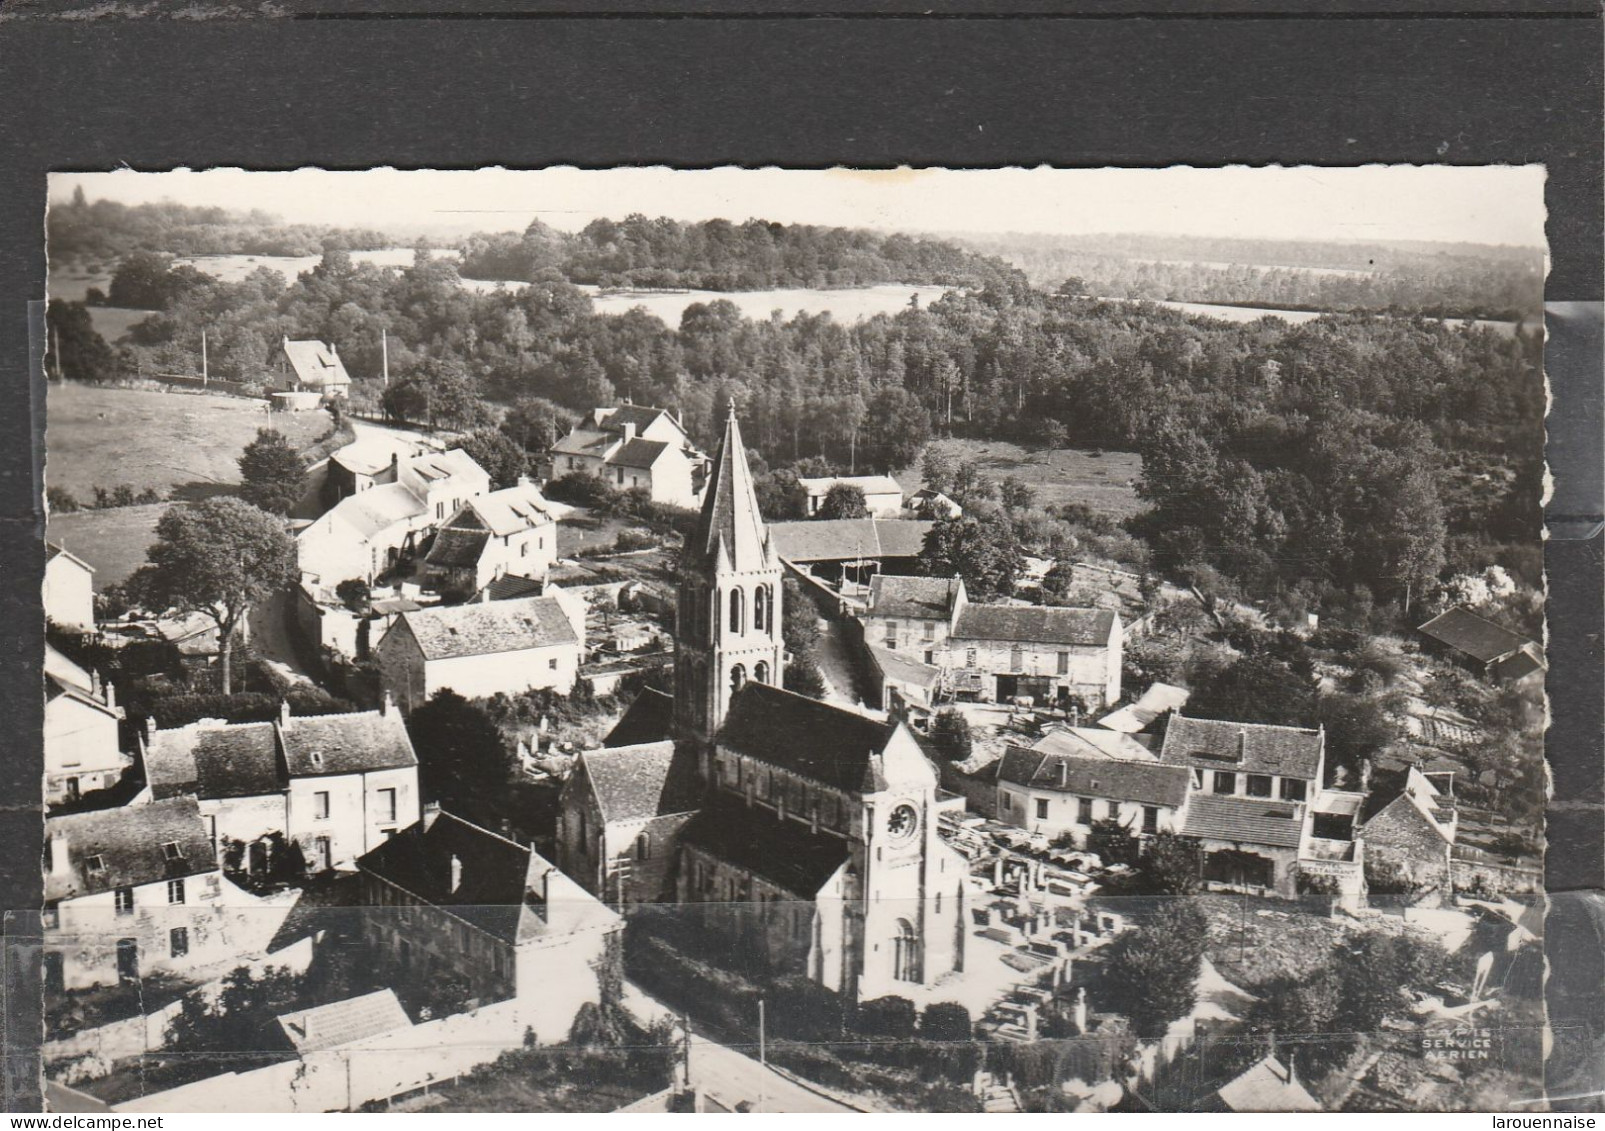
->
(558, 407, 967, 1002)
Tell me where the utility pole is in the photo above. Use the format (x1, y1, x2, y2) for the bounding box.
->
(381, 326, 390, 387)
(681, 1013, 692, 1091)
(201, 329, 209, 385)
(757, 998, 766, 1114)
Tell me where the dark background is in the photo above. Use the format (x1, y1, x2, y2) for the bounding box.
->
(1, 4, 1599, 1111)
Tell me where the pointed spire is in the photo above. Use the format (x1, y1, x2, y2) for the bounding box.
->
(690, 405, 771, 573)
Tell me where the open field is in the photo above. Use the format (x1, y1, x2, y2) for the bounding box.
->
(45, 504, 164, 590)
(46, 382, 333, 504)
(85, 306, 149, 343)
(893, 439, 1144, 519)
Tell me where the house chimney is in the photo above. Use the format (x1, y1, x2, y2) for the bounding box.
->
(449, 854, 463, 894)
(621, 422, 636, 442)
(1286, 1050, 1298, 1088)
(280, 699, 293, 728)
(422, 801, 442, 830)
(380, 689, 396, 717)
(1238, 728, 1249, 762)
(1058, 761, 1069, 788)
(48, 833, 70, 878)
(103, 679, 116, 711)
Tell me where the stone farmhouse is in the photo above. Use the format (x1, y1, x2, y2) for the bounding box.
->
(423, 479, 558, 599)
(297, 448, 490, 585)
(376, 594, 584, 712)
(279, 337, 351, 398)
(43, 797, 237, 991)
(44, 542, 96, 633)
(797, 474, 904, 517)
(551, 404, 708, 509)
(356, 808, 623, 1023)
(45, 643, 128, 808)
(1357, 765, 1458, 901)
(995, 745, 1193, 845)
(861, 574, 1123, 709)
(139, 699, 421, 874)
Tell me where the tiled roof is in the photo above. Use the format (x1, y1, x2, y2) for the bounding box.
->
(866, 574, 964, 620)
(611, 438, 670, 469)
(280, 709, 417, 777)
(578, 741, 701, 823)
(146, 720, 282, 800)
(1182, 793, 1304, 849)
(1417, 606, 1537, 664)
(952, 604, 1117, 647)
(404, 448, 485, 486)
(276, 989, 411, 1055)
(599, 404, 673, 435)
(282, 339, 350, 389)
(45, 797, 215, 902)
(766, 518, 933, 563)
(357, 811, 619, 944)
(797, 475, 904, 498)
(679, 794, 850, 899)
(467, 483, 555, 537)
(603, 687, 675, 748)
(688, 410, 773, 574)
(479, 574, 546, 602)
(395, 596, 578, 661)
(551, 427, 615, 457)
(717, 682, 898, 793)
(1213, 1055, 1321, 1113)
(1159, 715, 1324, 780)
(311, 482, 427, 540)
(869, 645, 943, 690)
(1097, 682, 1191, 734)
(45, 542, 94, 573)
(45, 643, 95, 695)
(1029, 725, 1157, 762)
(997, 746, 1190, 807)
(425, 526, 492, 569)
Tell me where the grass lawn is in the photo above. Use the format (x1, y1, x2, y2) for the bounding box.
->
(45, 503, 165, 589)
(892, 439, 1144, 519)
(46, 381, 333, 503)
(85, 306, 150, 343)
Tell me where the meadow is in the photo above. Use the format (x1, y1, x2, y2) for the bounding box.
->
(893, 439, 1144, 519)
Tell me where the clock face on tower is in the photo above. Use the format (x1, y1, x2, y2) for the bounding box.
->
(887, 803, 919, 841)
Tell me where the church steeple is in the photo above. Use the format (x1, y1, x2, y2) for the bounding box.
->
(674, 404, 785, 745)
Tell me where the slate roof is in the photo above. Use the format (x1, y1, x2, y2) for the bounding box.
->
(357, 811, 618, 944)
(870, 645, 943, 690)
(577, 741, 701, 823)
(314, 482, 426, 540)
(145, 720, 282, 800)
(394, 596, 578, 661)
(1417, 606, 1537, 664)
(1029, 725, 1157, 763)
(282, 338, 350, 390)
(612, 438, 670, 469)
(404, 448, 486, 486)
(766, 518, 934, 563)
(425, 526, 492, 569)
(479, 574, 546, 602)
(797, 474, 904, 498)
(997, 746, 1190, 807)
(276, 989, 411, 1056)
(866, 574, 964, 620)
(45, 645, 121, 719)
(604, 687, 676, 747)
(45, 797, 215, 902)
(551, 427, 615, 457)
(688, 409, 773, 573)
(679, 794, 851, 899)
(599, 404, 673, 434)
(1181, 793, 1305, 849)
(1098, 682, 1191, 734)
(1159, 714, 1324, 780)
(280, 710, 417, 777)
(951, 603, 1118, 648)
(1212, 1055, 1321, 1113)
(468, 483, 555, 537)
(45, 542, 94, 574)
(717, 682, 899, 793)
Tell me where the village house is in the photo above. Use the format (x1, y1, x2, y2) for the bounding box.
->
(1358, 765, 1458, 903)
(321, 432, 439, 507)
(861, 574, 967, 662)
(906, 487, 963, 520)
(797, 474, 904, 517)
(551, 404, 708, 508)
(355, 808, 623, 1027)
(297, 448, 491, 585)
(43, 797, 237, 991)
(139, 698, 421, 874)
(375, 594, 584, 712)
(44, 542, 96, 633)
(1202, 1053, 1321, 1113)
(766, 517, 934, 587)
(995, 745, 1193, 846)
(423, 479, 558, 599)
(279, 336, 351, 398)
(1417, 604, 1545, 683)
(557, 741, 702, 908)
(44, 643, 128, 808)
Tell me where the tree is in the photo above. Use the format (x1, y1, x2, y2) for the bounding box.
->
(382, 357, 488, 430)
(334, 578, 371, 614)
(1186, 653, 1315, 729)
(1000, 475, 1036, 513)
(920, 1002, 974, 1043)
(1101, 901, 1208, 1037)
(781, 576, 821, 655)
(783, 653, 828, 699)
(237, 428, 306, 515)
(818, 482, 869, 520)
(45, 300, 117, 382)
(500, 396, 573, 456)
(859, 387, 931, 471)
(458, 427, 530, 488)
(920, 442, 964, 496)
(1131, 833, 1202, 896)
(918, 510, 1024, 600)
(128, 498, 297, 694)
(929, 708, 973, 762)
(406, 689, 511, 808)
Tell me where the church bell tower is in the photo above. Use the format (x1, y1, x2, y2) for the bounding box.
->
(673, 405, 786, 744)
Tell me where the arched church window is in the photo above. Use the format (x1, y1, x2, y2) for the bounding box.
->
(754, 661, 770, 685)
(730, 588, 745, 635)
(712, 588, 721, 636)
(893, 918, 922, 983)
(754, 585, 768, 632)
(730, 664, 746, 696)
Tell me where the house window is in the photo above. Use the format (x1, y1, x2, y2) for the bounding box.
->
(381, 828, 396, 840)
(1246, 774, 1273, 798)
(42, 904, 59, 930)
(167, 879, 186, 905)
(923, 621, 936, 642)
(1143, 806, 1159, 833)
(1077, 798, 1093, 826)
(1281, 779, 1308, 802)
(1106, 800, 1121, 821)
(114, 887, 134, 916)
(169, 927, 189, 958)
(924, 650, 935, 665)
(1035, 798, 1049, 820)
(161, 841, 183, 863)
(935, 892, 943, 914)
(85, 854, 105, 876)
(1057, 651, 1070, 675)
(636, 834, 651, 861)
(617, 467, 625, 485)
(522, 542, 529, 558)
(314, 791, 331, 820)
(549, 657, 558, 670)
(1213, 772, 1237, 795)
(436, 501, 445, 520)
(966, 649, 977, 669)
(378, 787, 398, 823)
(1010, 646, 1024, 671)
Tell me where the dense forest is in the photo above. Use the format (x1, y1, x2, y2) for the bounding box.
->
(952, 232, 1546, 321)
(47, 187, 399, 262)
(459, 215, 1022, 291)
(57, 238, 1543, 625)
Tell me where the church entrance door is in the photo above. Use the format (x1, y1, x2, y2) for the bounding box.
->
(892, 919, 922, 983)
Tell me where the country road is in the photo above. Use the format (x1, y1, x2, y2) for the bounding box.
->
(686, 1032, 859, 1113)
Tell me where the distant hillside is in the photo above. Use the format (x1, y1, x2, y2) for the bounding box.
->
(948, 231, 1546, 320)
(460, 215, 1025, 292)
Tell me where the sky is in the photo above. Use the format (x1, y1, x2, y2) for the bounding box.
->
(49, 165, 1548, 248)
